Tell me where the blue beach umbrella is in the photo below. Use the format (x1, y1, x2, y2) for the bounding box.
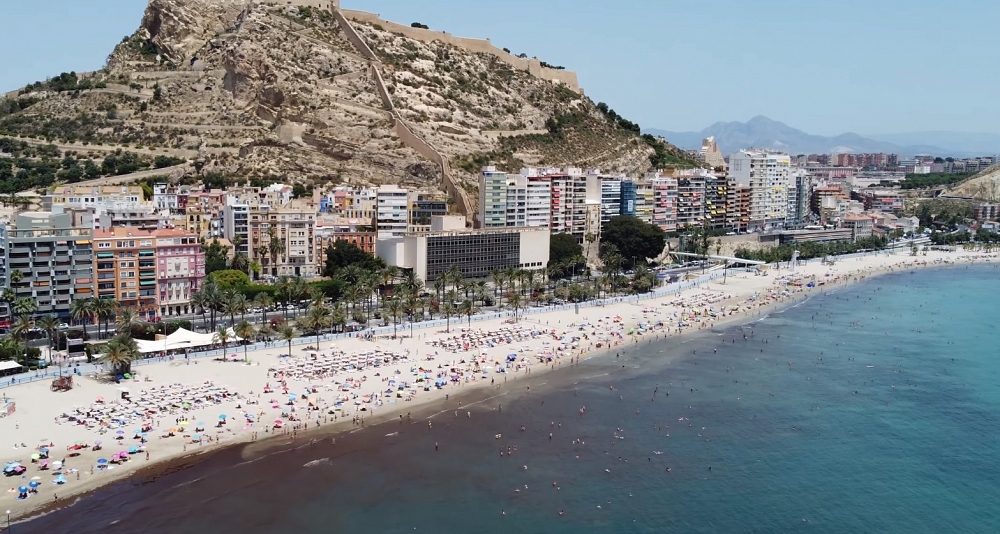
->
(28, 481, 40, 488)
(128, 446, 138, 454)
(219, 414, 227, 420)
(97, 458, 108, 465)
(54, 475, 67, 484)
(197, 421, 205, 427)
(18, 486, 27, 493)
(192, 434, 201, 441)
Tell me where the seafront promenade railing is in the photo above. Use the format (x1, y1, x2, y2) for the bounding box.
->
(0, 249, 905, 389)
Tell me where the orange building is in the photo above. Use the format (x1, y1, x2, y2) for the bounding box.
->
(93, 228, 159, 320)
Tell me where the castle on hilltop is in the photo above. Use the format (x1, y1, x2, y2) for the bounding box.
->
(285, 0, 340, 9)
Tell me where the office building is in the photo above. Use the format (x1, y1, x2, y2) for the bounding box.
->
(377, 216, 549, 282)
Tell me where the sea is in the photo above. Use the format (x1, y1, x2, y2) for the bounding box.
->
(23, 264, 1000, 533)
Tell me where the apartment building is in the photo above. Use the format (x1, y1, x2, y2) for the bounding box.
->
(727, 186, 752, 233)
(786, 169, 812, 227)
(46, 185, 144, 211)
(676, 175, 707, 228)
(729, 150, 791, 231)
(376, 185, 410, 238)
(647, 173, 678, 232)
(315, 218, 377, 261)
(0, 212, 94, 323)
(153, 228, 205, 318)
(548, 171, 589, 240)
(479, 166, 509, 228)
(705, 176, 729, 230)
(408, 195, 449, 232)
(93, 227, 159, 320)
(247, 204, 317, 278)
(620, 180, 638, 217)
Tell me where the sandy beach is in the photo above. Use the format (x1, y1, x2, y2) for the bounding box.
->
(0, 248, 992, 520)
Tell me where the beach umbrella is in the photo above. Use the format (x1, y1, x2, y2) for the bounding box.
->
(129, 446, 138, 454)
(116, 430, 125, 435)
(28, 481, 40, 489)
(18, 486, 27, 494)
(97, 458, 108, 465)
(94, 440, 102, 446)
(192, 434, 201, 441)
(179, 421, 189, 426)
(31, 453, 40, 461)
(219, 414, 227, 420)
(54, 475, 66, 485)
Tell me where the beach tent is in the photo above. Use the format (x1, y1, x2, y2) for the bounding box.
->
(135, 327, 243, 353)
(0, 360, 22, 372)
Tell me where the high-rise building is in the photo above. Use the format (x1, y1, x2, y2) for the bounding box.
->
(705, 175, 729, 230)
(647, 173, 678, 232)
(676, 175, 707, 228)
(548, 171, 589, 240)
(620, 180, 638, 217)
(728, 150, 791, 231)
(0, 212, 95, 325)
(700, 137, 727, 170)
(786, 169, 812, 227)
(479, 166, 509, 228)
(408, 195, 449, 232)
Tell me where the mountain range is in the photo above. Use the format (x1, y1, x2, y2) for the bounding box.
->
(648, 116, 999, 158)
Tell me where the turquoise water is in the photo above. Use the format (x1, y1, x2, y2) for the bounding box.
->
(26, 264, 1000, 533)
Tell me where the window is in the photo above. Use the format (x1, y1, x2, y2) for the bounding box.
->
(98, 242, 111, 249)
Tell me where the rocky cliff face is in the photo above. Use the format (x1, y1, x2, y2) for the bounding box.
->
(2, 0, 697, 204)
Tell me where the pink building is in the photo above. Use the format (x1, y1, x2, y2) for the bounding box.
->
(153, 228, 206, 318)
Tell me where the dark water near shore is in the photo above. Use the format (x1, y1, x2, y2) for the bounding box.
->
(25, 265, 1000, 533)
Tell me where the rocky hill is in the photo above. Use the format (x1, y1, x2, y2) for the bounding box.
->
(946, 164, 1000, 201)
(0, 0, 698, 216)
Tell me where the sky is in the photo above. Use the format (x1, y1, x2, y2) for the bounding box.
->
(2, 0, 998, 136)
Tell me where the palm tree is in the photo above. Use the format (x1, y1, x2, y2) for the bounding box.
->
(230, 251, 249, 274)
(458, 298, 479, 328)
(37, 314, 60, 368)
(305, 303, 330, 351)
(214, 325, 231, 351)
(441, 300, 456, 333)
(331, 303, 347, 334)
(12, 297, 37, 317)
(94, 298, 117, 339)
(385, 298, 403, 338)
(234, 320, 256, 362)
(99, 334, 138, 377)
(401, 271, 422, 296)
(69, 297, 94, 328)
(267, 226, 286, 277)
(10, 314, 32, 364)
(250, 260, 262, 280)
(506, 291, 524, 322)
(278, 322, 296, 358)
(256, 245, 270, 275)
(345, 284, 362, 317)
(490, 269, 504, 304)
(190, 290, 208, 330)
(402, 289, 419, 338)
(116, 306, 143, 334)
(254, 292, 273, 325)
(201, 278, 222, 330)
(380, 265, 399, 291)
(257, 323, 274, 342)
(290, 277, 309, 314)
(432, 277, 447, 306)
(222, 288, 246, 326)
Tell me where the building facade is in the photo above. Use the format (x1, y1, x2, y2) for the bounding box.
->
(153, 228, 205, 318)
(93, 227, 159, 320)
(729, 150, 791, 231)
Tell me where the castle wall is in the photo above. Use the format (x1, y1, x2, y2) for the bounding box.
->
(332, 9, 378, 62)
(341, 9, 581, 93)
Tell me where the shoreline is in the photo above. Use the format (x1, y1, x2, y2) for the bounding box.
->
(4, 250, 994, 523)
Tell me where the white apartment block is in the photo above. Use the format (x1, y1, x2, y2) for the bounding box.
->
(376, 185, 410, 238)
(729, 150, 791, 231)
(478, 167, 552, 229)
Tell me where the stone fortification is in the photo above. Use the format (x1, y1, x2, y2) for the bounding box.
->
(341, 9, 581, 93)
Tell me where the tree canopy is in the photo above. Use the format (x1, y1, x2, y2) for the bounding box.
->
(549, 233, 583, 266)
(600, 216, 666, 267)
(208, 269, 251, 289)
(323, 241, 384, 278)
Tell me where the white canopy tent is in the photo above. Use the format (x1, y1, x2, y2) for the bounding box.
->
(0, 360, 22, 371)
(135, 327, 242, 354)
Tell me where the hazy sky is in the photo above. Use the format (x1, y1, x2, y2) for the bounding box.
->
(3, 0, 998, 135)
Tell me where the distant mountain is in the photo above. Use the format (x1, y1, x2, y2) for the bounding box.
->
(866, 131, 1000, 155)
(647, 116, 980, 158)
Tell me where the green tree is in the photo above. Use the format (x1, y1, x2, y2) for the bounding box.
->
(549, 233, 584, 269)
(37, 313, 60, 367)
(278, 322, 296, 358)
(202, 238, 231, 275)
(385, 298, 403, 338)
(234, 320, 256, 362)
(214, 325, 231, 351)
(600, 216, 666, 268)
(323, 240, 384, 277)
(99, 334, 138, 376)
